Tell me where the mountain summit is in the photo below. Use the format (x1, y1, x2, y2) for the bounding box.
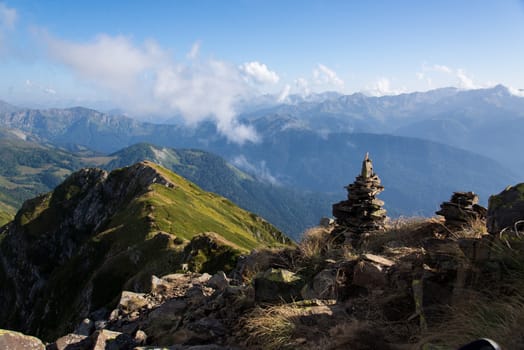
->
(0, 161, 288, 340)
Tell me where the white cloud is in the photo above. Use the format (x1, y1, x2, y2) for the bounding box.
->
(295, 77, 310, 95)
(231, 155, 279, 185)
(508, 86, 524, 97)
(153, 59, 259, 143)
(418, 63, 480, 90)
(187, 40, 200, 59)
(313, 64, 344, 89)
(41, 32, 260, 144)
(432, 64, 452, 73)
(25, 79, 57, 95)
(365, 77, 406, 96)
(44, 34, 163, 92)
(0, 2, 17, 29)
(277, 84, 291, 102)
(240, 61, 280, 84)
(456, 68, 477, 89)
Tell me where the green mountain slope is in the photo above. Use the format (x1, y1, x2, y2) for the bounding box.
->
(0, 131, 331, 239)
(0, 161, 289, 340)
(0, 130, 108, 211)
(105, 143, 333, 238)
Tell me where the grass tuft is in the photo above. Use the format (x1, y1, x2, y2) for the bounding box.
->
(243, 304, 303, 350)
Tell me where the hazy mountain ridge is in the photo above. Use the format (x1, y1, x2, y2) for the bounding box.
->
(241, 85, 524, 173)
(0, 87, 520, 221)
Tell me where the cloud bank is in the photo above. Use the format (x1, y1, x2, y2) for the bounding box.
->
(417, 63, 481, 90)
(41, 32, 282, 143)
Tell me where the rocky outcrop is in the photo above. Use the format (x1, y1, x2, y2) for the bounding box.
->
(1, 216, 516, 349)
(487, 183, 524, 234)
(436, 192, 486, 227)
(45, 271, 251, 349)
(332, 153, 387, 234)
(0, 161, 288, 341)
(0, 162, 175, 339)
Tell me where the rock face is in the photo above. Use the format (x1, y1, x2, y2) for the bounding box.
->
(487, 183, 524, 234)
(332, 153, 387, 234)
(436, 192, 487, 227)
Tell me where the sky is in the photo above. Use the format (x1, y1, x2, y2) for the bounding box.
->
(1, 0, 524, 141)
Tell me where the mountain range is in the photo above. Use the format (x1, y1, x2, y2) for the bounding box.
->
(0, 85, 522, 237)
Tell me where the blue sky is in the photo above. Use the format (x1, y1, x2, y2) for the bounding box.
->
(1, 0, 524, 137)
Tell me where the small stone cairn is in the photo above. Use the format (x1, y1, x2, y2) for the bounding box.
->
(436, 191, 487, 227)
(332, 153, 387, 234)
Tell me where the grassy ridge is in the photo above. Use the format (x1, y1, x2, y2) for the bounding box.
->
(0, 136, 329, 239)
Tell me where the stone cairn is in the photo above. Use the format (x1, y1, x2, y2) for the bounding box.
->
(332, 153, 387, 234)
(436, 191, 487, 227)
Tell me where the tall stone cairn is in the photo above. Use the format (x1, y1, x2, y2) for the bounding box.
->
(332, 153, 387, 234)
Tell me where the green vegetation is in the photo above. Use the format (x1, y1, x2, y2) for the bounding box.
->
(0, 138, 330, 239)
(0, 133, 103, 215)
(0, 207, 14, 227)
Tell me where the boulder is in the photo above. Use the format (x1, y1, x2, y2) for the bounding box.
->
(118, 291, 150, 314)
(301, 268, 338, 300)
(254, 268, 304, 302)
(207, 271, 230, 291)
(487, 183, 524, 234)
(0, 329, 45, 350)
(49, 333, 87, 350)
(352, 260, 387, 289)
(74, 318, 95, 336)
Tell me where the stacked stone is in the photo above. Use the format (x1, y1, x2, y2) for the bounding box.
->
(436, 191, 487, 227)
(332, 153, 387, 234)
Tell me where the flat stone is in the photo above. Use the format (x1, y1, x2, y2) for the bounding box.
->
(363, 253, 395, 267)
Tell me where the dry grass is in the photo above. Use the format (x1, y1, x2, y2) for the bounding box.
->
(295, 226, 354, 277)
(420, 235, 524, 349)
(242, 303, 305, 350)
(420, 292, 524, 349)
(298, 226, 351, 261)
(360, 217, 437, 253)
(237, 247, 295, 282)
(450, 217, 488, 240)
